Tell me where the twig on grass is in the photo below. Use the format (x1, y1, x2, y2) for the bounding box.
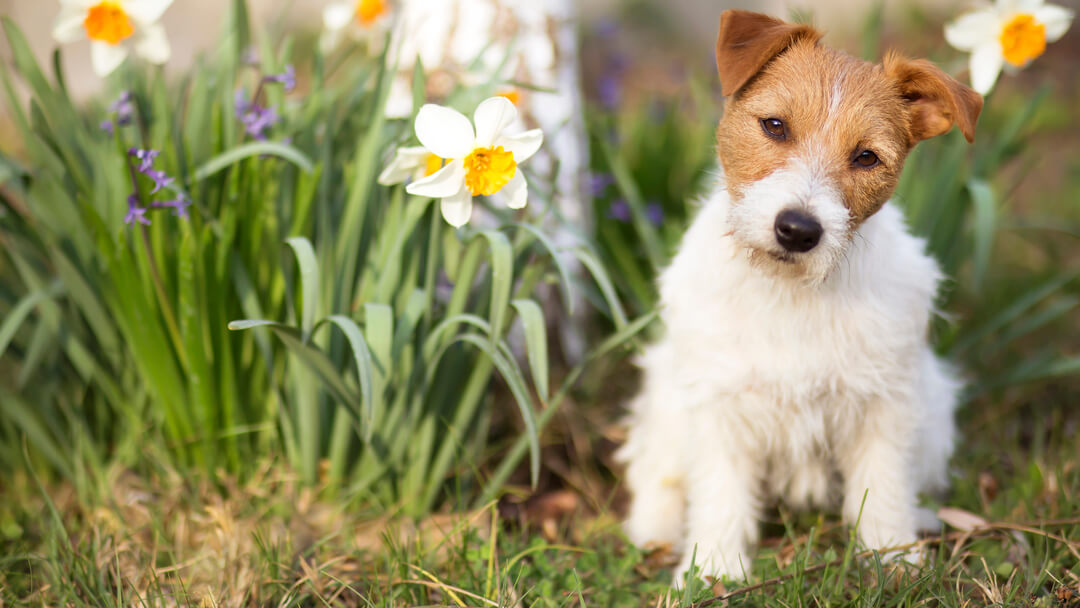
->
(691, 517, 1080, 607)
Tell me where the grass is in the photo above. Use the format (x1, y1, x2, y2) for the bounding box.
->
(1, 388, 1078, 606)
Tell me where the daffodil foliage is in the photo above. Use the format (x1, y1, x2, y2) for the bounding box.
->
(0, 0, 647, 512)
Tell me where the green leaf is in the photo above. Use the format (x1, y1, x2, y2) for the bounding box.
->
(574, 247, 628, 329)
(968, 179, 996, 293)
(326, 315, 377, 439)
(511, 299, 549, 402)
(475, 230, 514, 340)
(0, 281, 62, 360)
(193, 142, 313, 181)
(285, 237, 319, 342)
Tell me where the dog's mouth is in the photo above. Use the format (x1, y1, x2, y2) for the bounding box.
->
(767, 251, 798, 264)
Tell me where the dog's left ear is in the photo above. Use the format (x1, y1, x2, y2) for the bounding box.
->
(885, 53, 983, 145)
(715, 10, 823, 97)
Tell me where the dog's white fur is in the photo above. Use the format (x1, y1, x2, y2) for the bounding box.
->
(616, 166, 960, 582)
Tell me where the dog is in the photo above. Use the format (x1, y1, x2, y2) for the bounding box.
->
(616, 10, 982, 584)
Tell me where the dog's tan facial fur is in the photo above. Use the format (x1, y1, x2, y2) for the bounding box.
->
(714, 10, 982, 227)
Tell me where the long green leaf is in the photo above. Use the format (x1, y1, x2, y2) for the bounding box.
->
(193, 142, 313, 181)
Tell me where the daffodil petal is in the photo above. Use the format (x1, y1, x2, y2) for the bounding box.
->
(406, 160, 465, 198)
(124, 0, 173, 24)
(323, 2, 354, 31)
(944, 9, 999, 51)
(377, 146, 429, 185)
(135, 23, 170, 64)
(440, 188, 473, 227)
(1036, 4, 1074, 42)
(1010, 0, 1046, 13)
(495, 129, 544, 164)
(91, 41, 129, 77)
(414, 104, 475, 160)
(970, 42, 1004, 95)
(504, 171, 528, 209)
(473, 96, 518, 147)
(53, 7, 87, 43)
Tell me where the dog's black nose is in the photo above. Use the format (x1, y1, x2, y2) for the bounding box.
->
(774, 209, 823, 253)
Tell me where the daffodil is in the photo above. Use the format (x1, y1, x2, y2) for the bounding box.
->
(53, 0, 174, 77)
(404, 97, 543, 227)
(321, 0, 392, 53)
(945, 0, 1073, 95)
(377, 147, 445, 186)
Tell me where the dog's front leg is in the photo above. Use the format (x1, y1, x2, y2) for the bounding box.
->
(675, 440, 760, 585)
(839, 404, 919, 559)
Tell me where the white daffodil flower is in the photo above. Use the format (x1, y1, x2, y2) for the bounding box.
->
(321, 0, 392, 53)
(53, 0, 174, 77)
(377, 146, 445, 186)
(404, 97, 543, 227)
(945, 0, 1073, 95)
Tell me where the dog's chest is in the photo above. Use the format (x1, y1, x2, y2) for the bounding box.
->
(669, 284, 907, 406)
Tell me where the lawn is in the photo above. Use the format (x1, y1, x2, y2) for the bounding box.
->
(1, 1, 1078, 606)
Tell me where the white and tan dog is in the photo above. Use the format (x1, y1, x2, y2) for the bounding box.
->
(617, 10, 982, 583)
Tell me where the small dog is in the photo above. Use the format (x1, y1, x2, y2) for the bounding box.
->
(616, 10, 982, 583)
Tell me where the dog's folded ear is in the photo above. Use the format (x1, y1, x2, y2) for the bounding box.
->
(715, 10, 823, 98)
(885, 53, 984, 145)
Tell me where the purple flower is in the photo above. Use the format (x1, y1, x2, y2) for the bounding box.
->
(124, 194, 150, 226)
(234, 88, 281, 140)
(146, 169, 175, 194)
(101, 91, 134, 135)
(646, 202, 665, 227)
(240, 105, 280, 140)
(152, 197, 191, 218)
(128, 148, 160, 173)
(234, 88, 251, 117)
(264, 64, 296, 92)
(608, 198, 631, 222)
(589, 173, 615, 197)
(597, 75, 621, 110)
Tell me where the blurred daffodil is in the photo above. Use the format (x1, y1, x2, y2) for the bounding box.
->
(404, 97, 543, 227)
(53, 0, 174, 77)
(321, 0, 392, 53)
(945, 0, 1073, 95)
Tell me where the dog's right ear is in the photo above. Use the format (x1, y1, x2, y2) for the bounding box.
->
(716, 10, 823, 97)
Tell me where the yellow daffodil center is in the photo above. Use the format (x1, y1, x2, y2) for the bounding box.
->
(355, 0, 388, 25)
(463, 146, 516, 196)
(423, 153, 443, 177)
(84, 1, 134, 45)
(999, 13, 1046, 67)
(497, 88, 521, 106)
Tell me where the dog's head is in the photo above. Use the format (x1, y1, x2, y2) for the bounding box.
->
(715, 10, 982, 283)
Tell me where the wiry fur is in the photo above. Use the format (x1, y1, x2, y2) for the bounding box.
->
(616, 10, 980, 584)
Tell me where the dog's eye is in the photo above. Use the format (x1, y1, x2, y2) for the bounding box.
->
(760, 118, 786, 140)
(853, 150, 879, 168)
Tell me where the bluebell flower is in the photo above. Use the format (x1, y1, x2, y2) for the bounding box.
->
(128, 148, 160, 173)
(124, 194, 150, 226)
(608, 198, 631, 222)
(264, 64, 297, 92)
(646, 201, 665, 227)
(234, 88, 281, 140)
(589, 173, 615, 197)
(152, 197, 191, 218)
(101, 91, 134, 135)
